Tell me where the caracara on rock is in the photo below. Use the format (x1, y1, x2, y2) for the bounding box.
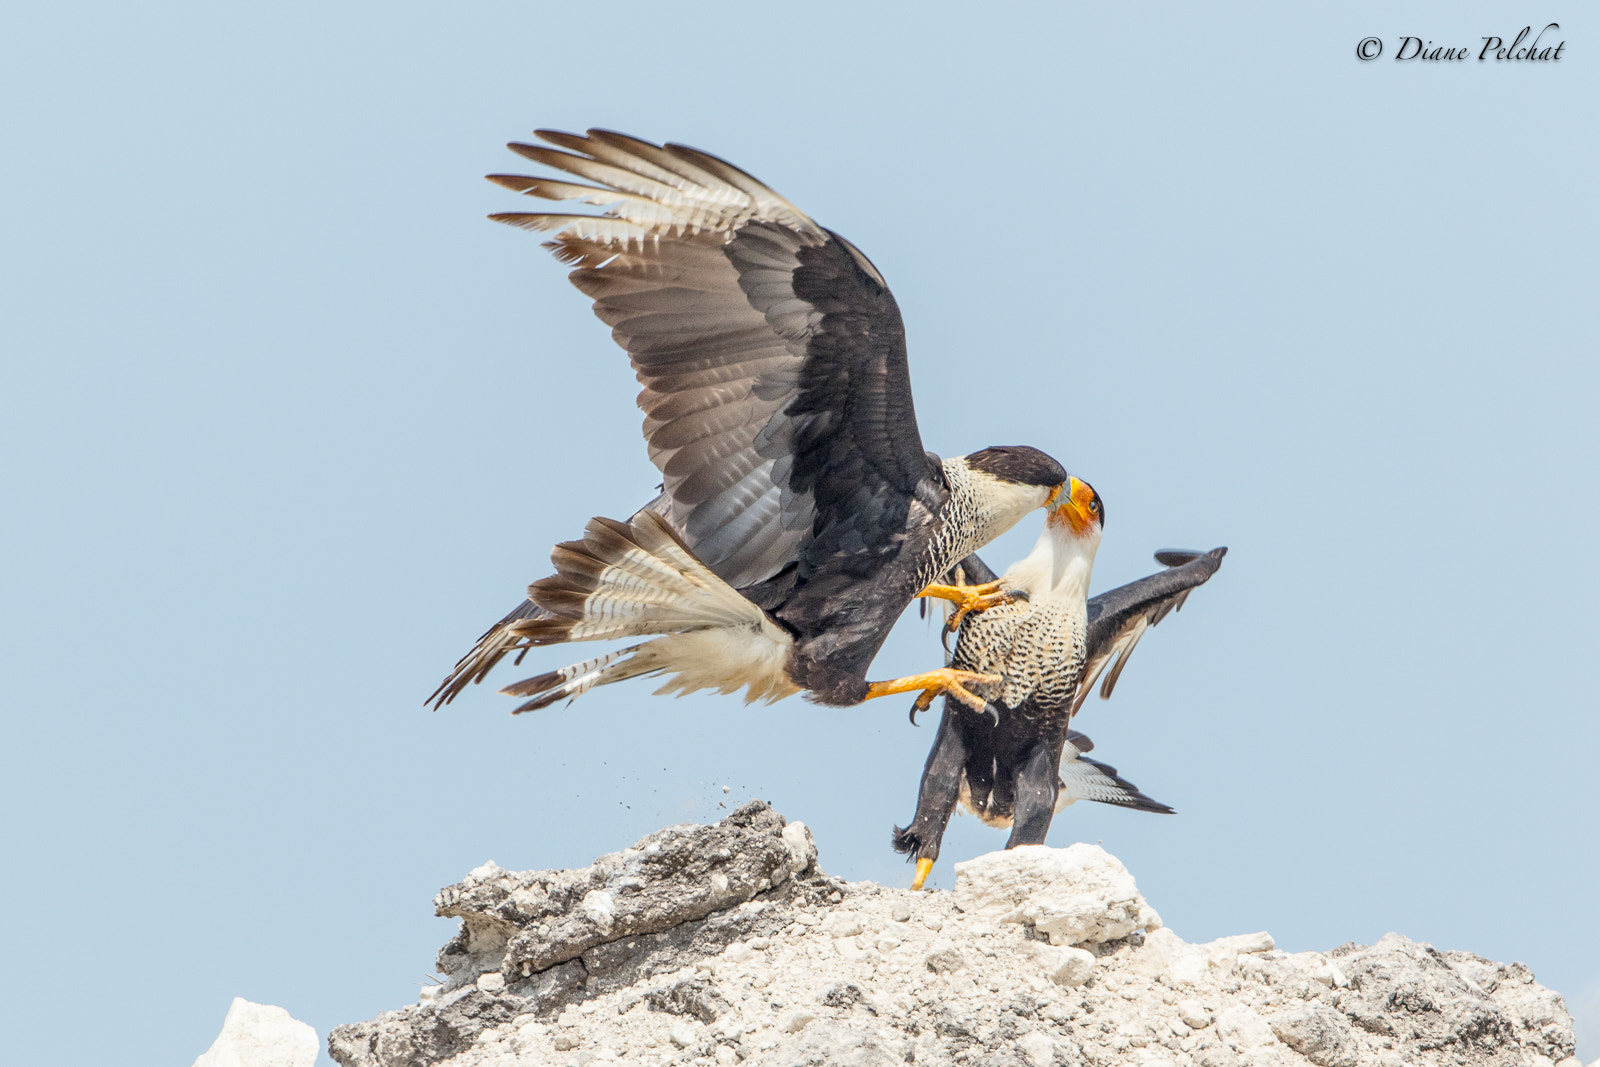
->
(894, 478, 1225, 887)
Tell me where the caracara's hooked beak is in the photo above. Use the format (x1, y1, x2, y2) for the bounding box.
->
(1047, 476, 1105, 538)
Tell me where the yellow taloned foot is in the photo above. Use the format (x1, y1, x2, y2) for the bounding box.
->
(864, 667, 999, 714)
(916, 578, 1025, 632)
(912, 857, 935, 891)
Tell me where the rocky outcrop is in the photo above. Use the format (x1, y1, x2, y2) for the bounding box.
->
(192, 997, 318, 1067)
(329, 801, 1584, 1067)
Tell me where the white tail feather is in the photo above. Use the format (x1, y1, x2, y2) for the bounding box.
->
(513, 512, 799, 707)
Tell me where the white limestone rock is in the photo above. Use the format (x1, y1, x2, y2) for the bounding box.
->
(1020, 939, 1097, 986)
(327, 805, 1583, 1067)
(781, 821, 817, 875)
(953, 843, 1162, 946)
(192, 998, 317, 1067)
(1270, 1003, 1359, 1067)
(1017, 1030, 1056, 1066)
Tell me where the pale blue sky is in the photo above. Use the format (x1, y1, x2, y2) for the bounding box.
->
(2, 3, 1595, 1065)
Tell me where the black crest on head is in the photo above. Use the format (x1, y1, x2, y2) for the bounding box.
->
(965, 446, 1067, 488)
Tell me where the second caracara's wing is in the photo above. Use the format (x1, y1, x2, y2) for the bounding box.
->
(490, 130, 940, 591)
(1068, 547, 1228, 717)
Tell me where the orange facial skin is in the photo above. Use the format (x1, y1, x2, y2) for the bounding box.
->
(1046, 476, 1104, 537)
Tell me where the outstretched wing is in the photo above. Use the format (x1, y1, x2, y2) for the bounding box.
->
(1057, 730, 1175, 814)
(489, 129, 937, 590)
(1069, 547, 1228, 717)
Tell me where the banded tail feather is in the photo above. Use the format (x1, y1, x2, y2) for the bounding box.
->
(497, 510, 800, 708)
(511, 512, 774, 644)
(501, 646, 649, 713)
(1056, 731, 1175, 815)
(426, 598, 547, 710)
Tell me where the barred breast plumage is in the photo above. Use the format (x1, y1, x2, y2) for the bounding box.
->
(951, 595, 1086, 714)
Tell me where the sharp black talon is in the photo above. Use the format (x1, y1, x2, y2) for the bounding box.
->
(1011, 589, 1030, 603)
(908, 702, 922, 725)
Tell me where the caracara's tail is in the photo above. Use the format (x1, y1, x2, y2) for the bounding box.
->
(495, 511, 798, 711)
(427, 598, 548, 710)
(1055, 731, 1176, 815)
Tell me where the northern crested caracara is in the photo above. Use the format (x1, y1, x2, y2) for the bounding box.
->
(893, 478, 1226, 888)
(428, 130, 1069, 714)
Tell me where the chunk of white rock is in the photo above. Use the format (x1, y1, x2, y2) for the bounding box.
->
(1204, 931, 1274, 964)
(1309, 962, 1349, 988)
(475, 972, 505, 994)
(1177, 1000, 1213, 1029)
(580, 889, 616, 932)
(924, 940, 966, 974)
(1020, 939, 1097, 987)
(953, 844, 1162, 946)
(191, 998, 318, 1067)
(1055, 946, 1097, 986)
(1018, 1030, 1056, 1066)
(1129, 926, 1209, 985)
(668, 1020, 698, 1048)
(781, 1009, 818, 1032)
(1214, 1005, 1279, 1050)
(836, 938, 869, 962)
(782, 821, 818, 875)
(822, 911, 864, 938)
(1270, 1004, 1359, 1067)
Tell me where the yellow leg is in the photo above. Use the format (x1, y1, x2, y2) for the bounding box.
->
(863, 667, 998, 715)
(912, 857, 935, 891)
(916, 579, 1024, 632)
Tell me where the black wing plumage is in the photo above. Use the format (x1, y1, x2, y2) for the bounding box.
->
(433, 130, 940, 706)
(1072, 547, 1228, 716)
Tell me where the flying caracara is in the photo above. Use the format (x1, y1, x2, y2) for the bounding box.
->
(429, 130, 1070, 714)
(893, 478, 1226, 887)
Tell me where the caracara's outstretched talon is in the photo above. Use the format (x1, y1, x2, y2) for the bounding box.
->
(917, 579, 1028, 633)
(912, 858, 935, 891)
(864, 667, 999, 714)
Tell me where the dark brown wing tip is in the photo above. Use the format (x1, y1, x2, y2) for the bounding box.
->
(499, 670, 559, 697)
(486, 173, 537, 192)
(1154, 546, 1229, 567)
(533, 128, 592, 149)
(487, 212, 551, 230)
(505, 611, 577, 643)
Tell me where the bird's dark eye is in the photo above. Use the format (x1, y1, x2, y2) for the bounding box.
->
(1089, 500, 1100, 513)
